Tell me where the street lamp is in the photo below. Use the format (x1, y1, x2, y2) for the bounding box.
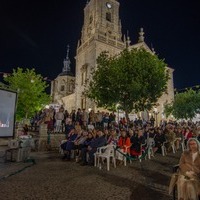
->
(153, 107, 159, 127)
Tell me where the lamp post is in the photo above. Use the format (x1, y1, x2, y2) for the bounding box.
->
(116, 103, 120, 129)
(153, 108, 159, 127)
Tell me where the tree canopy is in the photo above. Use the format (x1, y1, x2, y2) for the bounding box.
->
(86, 48, 169, 115)
(164, 89, 200, 120)
(2, 68, 50, 120)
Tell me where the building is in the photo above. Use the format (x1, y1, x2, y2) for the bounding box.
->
(51, 45, 75, 107)
(51, 0, 174, 122)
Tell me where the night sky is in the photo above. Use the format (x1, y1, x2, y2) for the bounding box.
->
(0, 0, 200, 91)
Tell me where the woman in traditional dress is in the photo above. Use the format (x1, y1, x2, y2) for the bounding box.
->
(177, 138, 200, 200)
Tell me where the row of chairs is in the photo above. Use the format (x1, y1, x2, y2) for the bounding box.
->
(59, 137, 187, 171)
(94, 143, 150, 171)
(161, 138, 186, 156)
(94, 137, 188, 171)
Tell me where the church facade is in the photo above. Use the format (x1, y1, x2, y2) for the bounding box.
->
(51, 0, 174, 122)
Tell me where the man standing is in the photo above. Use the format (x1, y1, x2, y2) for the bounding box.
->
(55, 108, 64, 133)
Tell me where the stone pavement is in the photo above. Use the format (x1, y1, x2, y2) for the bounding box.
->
(0, 150, 182, 200)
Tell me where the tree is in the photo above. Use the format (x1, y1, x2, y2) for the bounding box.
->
(86, 48, 169, 119)
(164, 89, 200, 120)
(2, 68, 51, 120)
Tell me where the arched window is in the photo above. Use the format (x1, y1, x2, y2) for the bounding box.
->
(106, 12, 111, 22)
(60, 85, 65, 91)
(89, 15, 93, 24)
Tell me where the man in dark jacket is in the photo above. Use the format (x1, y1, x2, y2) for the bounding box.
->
(81, 130, 106, 166)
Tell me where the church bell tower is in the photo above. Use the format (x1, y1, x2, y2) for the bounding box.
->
(75, 0, 125, 110)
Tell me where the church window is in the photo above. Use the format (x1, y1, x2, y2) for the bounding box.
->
(60, 85, 65, 91)
(81, 98, 86, 110)
(69, 81, 74, 92)
(81, 64, 88, 85)
(81, 71, 86, 85)
(106, 12, 112, 22)
(89, 15, 93, 24)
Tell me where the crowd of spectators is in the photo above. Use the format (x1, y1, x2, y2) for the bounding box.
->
(29, 106, 200, 167)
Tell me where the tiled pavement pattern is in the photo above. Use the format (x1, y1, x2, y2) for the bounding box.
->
(0, 150, 181, 200)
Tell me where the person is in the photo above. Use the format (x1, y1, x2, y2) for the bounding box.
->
(176, 138, 200, 200)
(154, 127, 166, 154)
(183, 127, 193, 146)
(77, 132, 93, 163)
(107, 129, 118, 145)
(61, 129, 78, 160)
(150, 116, 155, 127)
(130, 128, 146, 156)
(65, 120, 74, 138)
(165, 125, 176, 152)
(54, 108, 64, 133)
(80, 130, 106, 166)
(116, 130, 131, 163)
(23, 124, 29, 135)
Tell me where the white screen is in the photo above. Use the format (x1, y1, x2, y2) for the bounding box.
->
(0, 89, 17, 137)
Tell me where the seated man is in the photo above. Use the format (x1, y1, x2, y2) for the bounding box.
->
(80, 130, 106, 166)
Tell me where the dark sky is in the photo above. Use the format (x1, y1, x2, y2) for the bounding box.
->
(0, 0, 200, 91)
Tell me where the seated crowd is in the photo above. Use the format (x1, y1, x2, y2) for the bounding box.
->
(58, 113, 200, 167)
(29, 107, 200, 167)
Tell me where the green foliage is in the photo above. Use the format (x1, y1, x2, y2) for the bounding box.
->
(86, 48, 169, 114)
(3, 68, 50, 120)
(164, 89, 200, 120)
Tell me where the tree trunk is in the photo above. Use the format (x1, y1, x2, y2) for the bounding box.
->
(125, 110, 129, 126)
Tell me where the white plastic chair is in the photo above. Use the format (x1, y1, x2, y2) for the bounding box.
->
(161, 140, 176, 156)
(147, 146, 154, 159)
(123, 145, 131, 166)
(161, 141, 168, 156)
(95, 144, 116, 171)
(171, 139, 176, 154)
(147, 138, 155, 159)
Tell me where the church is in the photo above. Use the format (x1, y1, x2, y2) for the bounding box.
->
(51, 0, 174, 122)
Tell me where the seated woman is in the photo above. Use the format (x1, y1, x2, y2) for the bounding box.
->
(116, 130, 131, 163)
(73, 131, 88, 162)
(130, 129, 146, 156)
(174, 127, 184, 151)
(177, 138, 200, 200)
(107, 129, 118, 145)
(61, 129, 78, 160)
(165, 126, 176, 152)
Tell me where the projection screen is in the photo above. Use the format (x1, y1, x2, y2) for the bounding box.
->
(0, 88, 17, 137)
